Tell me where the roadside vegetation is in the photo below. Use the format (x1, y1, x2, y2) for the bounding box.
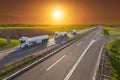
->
(0, 38, 19, 50)
(104, 26, 120, 80)
(0, 25, 91, 32)
(36, 25, 90, 32)
(104, 26, 120, 36)
(106, 37, 120, 80)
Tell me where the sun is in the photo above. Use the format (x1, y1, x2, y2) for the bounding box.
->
(53, 10, 62, 20)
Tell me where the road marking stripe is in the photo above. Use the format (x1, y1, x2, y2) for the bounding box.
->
(46, 55, 66, 71)
(0, 49, 18, 56)
(92, 42, 106, 80)
(77, 42, 82, 46)
(0, 46, 19, 53)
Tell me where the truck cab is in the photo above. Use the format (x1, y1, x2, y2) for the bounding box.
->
(19, 37, 32, 48)
(71, 30, 77, 35)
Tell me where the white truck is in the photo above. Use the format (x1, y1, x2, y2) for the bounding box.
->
(19, 35, 49, 48)
(71, 30, 77, 34)
(54, 32, 67, 38)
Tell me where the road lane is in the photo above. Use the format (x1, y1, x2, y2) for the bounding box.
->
(46, 55, 66, 71)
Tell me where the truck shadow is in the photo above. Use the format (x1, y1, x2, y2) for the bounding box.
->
(54, 36, 70, 44)
(71, 33, 79, 36)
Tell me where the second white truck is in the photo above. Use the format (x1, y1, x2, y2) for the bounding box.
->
(54, 32, 67, 38)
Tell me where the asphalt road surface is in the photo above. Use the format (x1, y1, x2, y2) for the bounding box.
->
(11, 27, 108, 80)
(0, 28, 93, 68)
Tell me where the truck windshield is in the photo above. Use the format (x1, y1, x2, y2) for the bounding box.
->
(20, 41, 25, 44)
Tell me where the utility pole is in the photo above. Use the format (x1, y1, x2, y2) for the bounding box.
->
(6, 35, 11, 47)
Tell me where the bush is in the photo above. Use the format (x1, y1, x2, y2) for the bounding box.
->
(104, 27, 120, 36)
(107, 38, 120, 80)
(0, 38, 19, 50)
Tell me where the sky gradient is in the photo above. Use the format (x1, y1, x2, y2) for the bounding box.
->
(0, 0, 120, 24)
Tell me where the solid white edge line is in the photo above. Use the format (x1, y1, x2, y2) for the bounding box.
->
(0, 46, 19, 53)
(92, 42, 106, 80)
(46, 55, 66, 71)
(0, 49, 17, 55)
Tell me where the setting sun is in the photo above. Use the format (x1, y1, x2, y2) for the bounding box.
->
(53, 10, 62, 20)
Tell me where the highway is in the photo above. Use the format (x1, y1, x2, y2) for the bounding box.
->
(9, 27, 106, 80)
(0, 28, 92, 68)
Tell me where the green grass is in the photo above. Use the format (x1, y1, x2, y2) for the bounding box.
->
(104, 26, 120, 36)
(0, 25, 91, 33)
(0, 38, 19, 50)
(103, 26, 120, 79)
(106, 38, 120, 80)
(37, 25, 90, 32)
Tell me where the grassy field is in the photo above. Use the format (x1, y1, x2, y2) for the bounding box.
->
(106, 37, 120, 80)
(104, 26, 120, 36)
(0, 25, 91, 32)
(104, 26, 120, 80)
(0, 25, 92, 39)
(37, 25, 90, 32)
(0, 38, 19, 50)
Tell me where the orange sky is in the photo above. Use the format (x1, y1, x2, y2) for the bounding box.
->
(0, 0, 120, 24)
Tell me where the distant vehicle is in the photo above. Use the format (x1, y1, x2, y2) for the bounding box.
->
(54, 32, 67, 38)
(71, 30, 77, 34)
(19, 35, 49, 48)
(100, 34, 104, 38)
